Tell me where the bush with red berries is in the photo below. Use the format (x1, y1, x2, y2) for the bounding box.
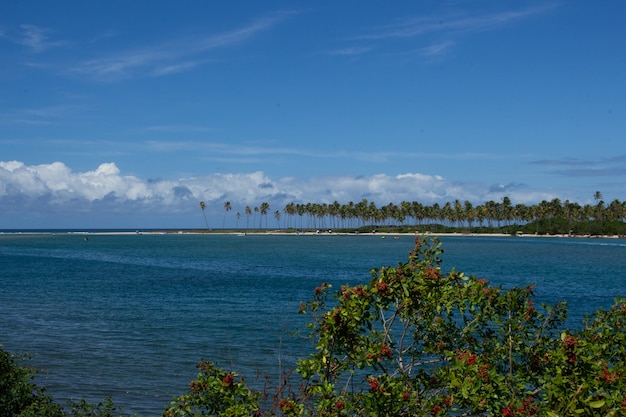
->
(166, 236, 626, 416)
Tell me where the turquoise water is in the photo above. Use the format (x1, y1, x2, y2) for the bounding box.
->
(0, 233, 625, 416)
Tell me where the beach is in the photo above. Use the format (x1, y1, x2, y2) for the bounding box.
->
(69, 229, 622, 239)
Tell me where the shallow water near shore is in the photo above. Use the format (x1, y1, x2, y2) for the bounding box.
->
(1, 233, 625, 416)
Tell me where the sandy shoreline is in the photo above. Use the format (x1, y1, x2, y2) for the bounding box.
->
(62, 230, 623, 239)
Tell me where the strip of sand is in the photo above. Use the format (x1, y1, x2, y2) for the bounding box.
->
(72, 230, 621, 239)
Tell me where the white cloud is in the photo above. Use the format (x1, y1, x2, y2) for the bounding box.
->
(327, 46, 373, 56)
(0, 160, 557, 228)
(0, 105, 80, 126)
(418, 41, 455, 57)
(67, 11, 294, 80)
(141, 125, 218, 133)
(0, 161, 150, 204)
(17, 24, 68, 52)
(151, 60, 203, 76)
(347, 5, 557, 59)
(359, 5, 557, 40)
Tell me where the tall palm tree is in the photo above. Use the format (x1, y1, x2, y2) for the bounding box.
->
(296, 204, 305, 232)
(484, 200, 498, 228)
(412, 201, 426, 226)
(223, 201, 232, 229)
(199, 201, 209, 230)
(453, 199, 463, 228)
(594, 191, 603, 204)
(535, 200, 550, 233)
(476, 204, 486, 228)
(245, 206, 252, 233)
(400, 201, 412, 225)
(549, 198, 562, 219)
(274, 210, 281, 229)
(514, 203, 530, 227)
(329, 201, 341, 229)
(607, 199, 624, 222)
(355, 199, 368, 228)
(429, 203, 441, 226)
(260, 202, 270, 229)
(254, 206, 259, 229)
(442, 202, 454, 227)
(502, 196, 513, 229)
(284, 202, 296, 229)
(594, 192, 605, 233)
(464, 200, 475, 231)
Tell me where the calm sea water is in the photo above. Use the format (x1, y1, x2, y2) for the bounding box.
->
(1, 233, 625, 416)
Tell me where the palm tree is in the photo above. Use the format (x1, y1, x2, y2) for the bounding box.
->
(502, 196, 513, 230)
(274, 210, 281, 229)
(329, 201, 341, 229)
(284, 202, 296, 229)
(430, 203, 441, 226)
(534, 200, 550, 233)
(199, 201, 209, 230)
(223, 201, 232, 229)
(607, 199, 624, 222)
(484, 201, 498, 228)
(235, 212, 241, 229)
(514, 204, 530, 227)
(355, 199, 369, 228)
(476, 204, 486, 229)
(260, 202, 270, 229)
(563, 200, 579, 231)
(254, 206, 259, 229)
(594, 191, 603, 204)
(594, 192, 605, 234)
(296, 204, 305, 232)
(412, 201, 426, 226)
(442, 202, 454, 227)
(549, 198, 563, 220)
(453, 199, 463, 228)
(464, 200, 475, 231)
(245, 206, 252, 233)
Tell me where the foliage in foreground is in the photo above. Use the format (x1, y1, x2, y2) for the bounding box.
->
(0, 348, 62, 417)
(0, 348, 132, 417)
(3, 237, 625, 416)
(165, 237, 626, 416)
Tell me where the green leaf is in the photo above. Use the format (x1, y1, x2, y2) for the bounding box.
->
(588, 399, 605, 408)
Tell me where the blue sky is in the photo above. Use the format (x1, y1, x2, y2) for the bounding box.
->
(1, 1, 624, 229)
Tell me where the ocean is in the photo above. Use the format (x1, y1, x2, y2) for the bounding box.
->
(1, 233, 625, 416)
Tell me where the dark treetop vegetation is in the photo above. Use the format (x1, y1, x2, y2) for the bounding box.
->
(209, 193, 626, 237)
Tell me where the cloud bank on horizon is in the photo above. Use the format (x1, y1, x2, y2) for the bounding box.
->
(1, 1, 624, 228)
(0, 160, 559, 229)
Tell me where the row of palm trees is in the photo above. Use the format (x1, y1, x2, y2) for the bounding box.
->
(200, 192, 626, 234)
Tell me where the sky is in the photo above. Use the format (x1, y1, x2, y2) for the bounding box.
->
(1, 1, 625, 229)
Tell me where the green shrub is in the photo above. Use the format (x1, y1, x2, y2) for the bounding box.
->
(168, 236, 626, 416)
(0, 347, 132, 417)
(0, 347, 63, 417)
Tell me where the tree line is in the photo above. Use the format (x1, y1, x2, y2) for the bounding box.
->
(201, 191, 626, 236)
